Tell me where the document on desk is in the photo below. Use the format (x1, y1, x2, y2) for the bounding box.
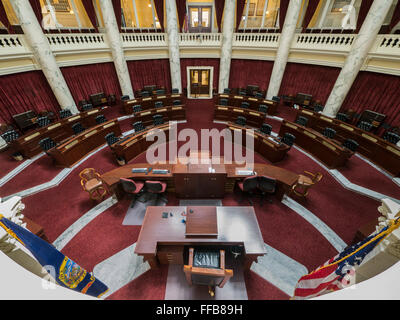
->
(236, 170, 255, 176)
(131, 168, 148, 173)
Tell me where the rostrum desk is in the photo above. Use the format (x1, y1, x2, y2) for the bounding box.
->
(294, 109, 400, 176)
(214, 93, 278, 115)
(10, 108, 104, 158)
(122, 94, 184, 114)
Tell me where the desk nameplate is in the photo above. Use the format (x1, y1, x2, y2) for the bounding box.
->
(103, 122, 116, 129)
(68, 115, 81, 122)
(171, 94, 181, 98)
(340, 124, 354, 131)
(248, 98, 258, 101)
(87, 109, 99, 115)
(142, 97, 152, 101)
(320, 116, 333, 123)
(85, 129, 98, 138)
(24, 132, 41, 141)
(47, 123, 62, 131)
(64, 140, 79, 150)
(362, 133, 377, 143)
(386, 146, 400, 156)
(156, 108, 167, 112)
(234, 96, 244, 99)
(233, 108, 244, 113)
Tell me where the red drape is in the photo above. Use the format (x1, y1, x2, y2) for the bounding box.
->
(356, 0, 373, 33)
(390, 0, 400, 32)
(153, 0, 164, 31)
(340, 71, 400, 128)
(61, 63, 122, 103)
(279, 62, 341, 104)
(180, 58, 220, 92)
(0, 0, 12, 33)
(0, 71, 60, 125)
(228, 59, 274, 91)
(279, 0, 290, 31)
(215, 0, 225, 32)
(111, 0, 121, 31)
(127, 59, 171, 92)
(176, 0, 186, 31)
(81, 0, 98, 31)
(236, 0, 246, 31)
(302, 0, 320, 31)
(29, 0, 43, 28)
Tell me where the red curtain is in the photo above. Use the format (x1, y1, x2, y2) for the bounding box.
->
(176, 0, 187, 31)
(279, 0, 290, 31)
(340, 71, 400, 128)
(0, 71, 60, 125)
(215, 0, 225, 32)
(0, 0, 12, 33)
(29, 0, 43, 28)
(279, 62, 340, 104)
(153, 0, 164, 31)
(356, 0, 373, 33)
(228, 59, 274, 91)
(236, 0, 246, 31)
(390, 0, 400, 32)
(302, 0, 320, 31)
(111, 0, 121, 31)
(127, 59, 171, 92)
(81, 0, 98, 31)
(180, 58, 220, 92)
(61, 63, 122, 103)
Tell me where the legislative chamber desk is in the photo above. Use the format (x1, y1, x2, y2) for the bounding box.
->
(279, 120, 353, 169)
(130, 105, 186, 127)
(214, 93, 278, 115)
(135, 206, 266, 269)
(122, 94, 184, 114)
(47, 119, 121, 167)
(227, 123, 290, 163)
(214, 105, 266, 128)
(295, 109, 400, 176)
(10, 108, 104, 158)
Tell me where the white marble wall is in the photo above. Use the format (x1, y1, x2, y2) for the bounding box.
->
(166, 0, 182, 92)
(218, 0, 235, 93)
(99, 0, 134, 98)
(266, 0, 302, 100)
(323, 0, 394, 118)
(11, 0, 78, 113)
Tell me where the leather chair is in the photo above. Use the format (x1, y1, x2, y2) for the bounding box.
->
(140, 90, 150, 97)
(59, 109, 72, 119)
(240, 102, 249, 109)
(259, 123, 272, 135)
(144, 180, 167, 202)
(235, 116, 247, 126)
(258, 104, 268, 113)
(36, 116, 51, 127)
(291, 171, 323, 198)
(336, 113, 349, 122)
(38, 137, 56, 153)
(82, 103, 94, 111)
(255, 92, 264, 98)
(173, 99, 181, 106)
(121, 95, 130, 101)
(154, 101, 163, 108)
(133, 121, 145, 132)
(153, 114, 164, 126)
(295, 116, 309, 127)
(1, 129, 19, 143)
(219, 98, 228, 106)
(237, 175, 258, 205)
(322, 127, 336, 139)
(357, 121, 373, 132)
(105, 132, 120, 146)
(281, 133, 296, 148)
(132, 104, 142, 113)
(272, 96, 280, 103)
(79, 168, 108, 202)
(120, 177, 145, 207)
(155, 89, 166, 95)
(258, 175, 276, 206)
(71, 122, 85, 135)
(314, 104, 323, 112)
(171, 88, 179, 94)
(183, 247, 233, 297)
(238, 89, 247, 96)
(223, 88, 231, 94)
(343, 138, 359, 152)
(383, 131, 400, 145)
(95, 114, 107, 124)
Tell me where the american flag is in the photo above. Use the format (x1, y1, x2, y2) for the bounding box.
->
(292, 218, 400, 300)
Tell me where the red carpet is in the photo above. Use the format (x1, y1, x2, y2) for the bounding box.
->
(0, 148, 24, 178)
(244, 270, 290, 300)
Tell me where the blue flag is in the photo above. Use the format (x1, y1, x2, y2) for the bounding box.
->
(0, 214, 108, 298)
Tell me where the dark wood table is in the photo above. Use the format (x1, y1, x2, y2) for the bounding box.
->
(135, 206, 266, 269)
(130, 105, 186, 127)
(214, 105, 266, 128)
(122, 93, 184, 114)
(214, 93, 277, 115)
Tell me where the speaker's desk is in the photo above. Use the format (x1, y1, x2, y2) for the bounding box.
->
(135, 206, 266, 269)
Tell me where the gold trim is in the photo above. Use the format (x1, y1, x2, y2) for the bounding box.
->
(142, 97, 152, 101)
(64, 140, 79, 149)
(47, 123, 62, 130)
(140, 111, 151, 116)
(87, 109, 99, 115)
(68, 115, 81, 122)
(302, 110, 313, 116)
(362, 133, 377, 142)
(322, 141, 336, 151)
(249, 112, 260, 116)
(126, 139, 138, 147)
(157, 96, 166, 99)
(233, 108, 244, 113)
(248, 98, 258, 101)
(219, 94, 229, 98)
(263, 100, 273, 105)
(24, 132, 40, 141)
(320, 116, 333, 123)
(303, 131, 316, 139)
(172, 106, 182, 110)
(84, 130, 98, 138)
(127, 100, 137, 104)
(340, 124, 354, 131)
(156, 108, 167, 112)
(217, 106, 228, 110)
(386, 146, 400, 156)
(171, 94, 180, 98)
(103, 122, 115, 129)
(234, 95, 244, 99)
(285, 123, 298, 130)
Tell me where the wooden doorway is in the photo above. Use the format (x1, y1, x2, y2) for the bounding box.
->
(187, 67, 213, 99)
(188, 5, 212, 33)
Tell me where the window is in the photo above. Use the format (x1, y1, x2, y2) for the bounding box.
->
(382, 0, 399, 26)
(320, 0, 362, 30)
(121, 0, 138, 28)
(132, 0, 161, 29)
(1, 0, 19, 26)
(239, 0, 280, 30)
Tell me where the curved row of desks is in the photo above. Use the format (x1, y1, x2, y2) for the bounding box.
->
(214, 93, 278, 115)
(122, 93, 184, 114)
(295, 109, 400, 176)
(129, 105, 186, 127)
(214, 105, 266, 128)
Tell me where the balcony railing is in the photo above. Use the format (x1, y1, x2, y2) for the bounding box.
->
(179, 33, 221, 47)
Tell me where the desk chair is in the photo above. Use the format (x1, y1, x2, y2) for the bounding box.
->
(120, 178, 145, 207)
(336, 113, 349, 123)
(171, 88, 179, 94)
(153, 114, 164, 126)
(258, 176, 276, 206)
(223, 88, 231, 94)
(144, 180, 167, 203)
(71, 122, 85, 135)
(258, 104, 268, 113)
(259, 123, 272, 135)
(79, 168, 108, 202)
(95, 114, 107, 124)
(291, 171, 323, 198)
(322, 127, 336, 139)
(357, 121, 373, 132)
(105, 132, 120, 146)
(132, 104, 142, 113)
(314, 104, 323, 112)
(235, 116, 247, 126)
(173, 99, 181, 106)
(219, 98, 228, 106)
(343, 138, 359, 152)
(154, 101, 163, 108)
(383, 131, 400, 145)
(36, 116, 51, 127)
(295, 116, 309, 127)
(238, 89, 247, 96)
(183, 247, 233, 297)
(281, 133, 296, 148)
(133, 121, 145, 133)
(240, 102, 249, 109)
(82, 104, 93, 111)
(121, 95, 130, 101)
(59, 109, 72, 119)
(141, 91, 150, 97)
(255, 92, 264, 99)
(156, 89, 166, 95)
(237, 176, 258, 205)
(38, 137, 56, 154)
(272, 96, 280, 103)
(1, 129, 19, 143)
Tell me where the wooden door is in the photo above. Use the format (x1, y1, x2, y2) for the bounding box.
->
(188, 6, 212, 33)
(190, 69, 210, 97)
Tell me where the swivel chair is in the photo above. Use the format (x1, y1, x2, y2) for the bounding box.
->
(144, 180, 167, 203)
(133, 121, 145, 133)
(383, 131, 400, 145)
(59, 109, 72, 119)
(240, 102, 249, 109)
(258, 176, 277, 206)
(71, 122, 85, 135)
(237, 175, 258, 205)
(120, 177, 145, 207)
(336, 113, 349, 122)
(259, 123, 272, 135)
(38, 137, 56, 154)
(154, 101, 163, 108)
(290, 171, 323, 198)
(132, 104, 142, 113)
(343, 138, 359, 152)
(281, 133, 296, 148)
(295, 116, 309, 127)
(105, 132, 120, 146)
(357, 121, 373, 132)
(81, 103, 94, 111)
(173, 99, 182, 106)
(322, 127, 336, 139)
(36, 116, 51, 127)
(258, 104, 268, 114)
(235, 116, 247, 126)
(95, 114, 107, 124)
(219, 98, 228, 106)
(171, 88, 179, 94)
(153, 114, 164, 126)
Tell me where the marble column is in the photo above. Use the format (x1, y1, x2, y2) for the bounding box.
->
(322, 0, 394, 118)
(165, 0, 182, 93)
(266, 0, 302, 100)
(218, 0, 235, 93)
(99, 0, 134, 98)
(11, 0, 78, 113)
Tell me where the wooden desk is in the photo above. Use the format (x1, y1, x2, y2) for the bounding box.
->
(122, 94, 184, 114)
(131, 105, 186, 127)
(10, 108, 104, 158)
(227, 123, 290, 163)
(215, 93, 277, 115)
(279, 120, 352, 169)
(295, 109, 400, 176)
(135, 206, 266, 269)
(47, 119, 121, 167)
(214, 105, 265, 128)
